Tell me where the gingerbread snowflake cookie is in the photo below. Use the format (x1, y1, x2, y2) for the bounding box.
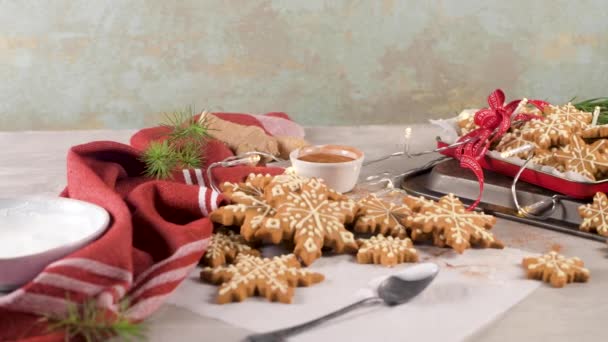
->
(201, 230, 260, 268)
(578, 192, 608, 236)
(554, 136, 608, 181)
(404, 194, 503, 253)
(200, 254, 324, 304)
(269, 185, 358, 265)
(212, 173, 358, 265)
(580, 125, 608, 140)
(209, 190, 278, 241)
(264, 172, 345, 204)
(220, 173, 274, 200)
(531, 149, 564, 171)
(457, 109, 479, 136)
(522, 251, 590, 288)
(356, 235, 418, 267)
(544, 103, 592, 131)
(493, 131, 564, 170)
(520, 117, 575, 149)
(353, 194, 411, 238)
(494, 132, 539, 159)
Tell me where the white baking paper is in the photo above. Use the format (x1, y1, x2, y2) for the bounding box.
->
(166, 247, 539, 342)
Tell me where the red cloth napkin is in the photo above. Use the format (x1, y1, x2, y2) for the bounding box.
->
(0, 113, 291, 341)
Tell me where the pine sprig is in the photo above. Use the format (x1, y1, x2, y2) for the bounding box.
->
(162, 106, 210, 145)
(44, 298, 145, 342)
(142, 106, 211, 179)
(142, 140, 177, 179)
(176, 140, 204, 169)
(572, 97, 608, 125)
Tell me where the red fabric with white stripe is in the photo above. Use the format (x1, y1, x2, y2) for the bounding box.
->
(0, 113, 293, 341)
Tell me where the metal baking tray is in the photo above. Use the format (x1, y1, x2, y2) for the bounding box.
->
(400, 158, 606, 242)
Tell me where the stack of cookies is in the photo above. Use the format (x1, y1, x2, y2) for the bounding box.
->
(461, 102, 608, 181)
(459, 103, 608, 240)
(200, 172, 503, 304)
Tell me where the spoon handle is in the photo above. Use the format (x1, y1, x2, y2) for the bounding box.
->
(245, 297, 382, 342)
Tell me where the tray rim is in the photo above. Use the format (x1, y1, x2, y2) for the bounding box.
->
(400, 164, 607, 243)
(437, 141, 607, 185)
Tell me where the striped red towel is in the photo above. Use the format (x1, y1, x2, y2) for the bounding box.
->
(0, 113, 292, 341)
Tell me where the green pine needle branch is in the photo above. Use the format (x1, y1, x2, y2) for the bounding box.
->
(142, 106, 211, 179)
(43, 298, 145, 342)
(571, 97, 608, 125)
(176, 140, 204, 169)
(162, 105, 211, 145)
(141, 140, 176, 180)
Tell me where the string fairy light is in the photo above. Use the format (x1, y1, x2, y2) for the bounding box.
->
(499, 143, 536, 159)
(198, 109, 209, 124)
(510, 98, 528, 119)
(206, 151, 282, 192)
(592, 106, 601, 126)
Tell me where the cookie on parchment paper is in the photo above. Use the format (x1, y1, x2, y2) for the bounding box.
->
(209, 190, 279, 241)
(264, 172, 346, 204)
(201, 230, 260, 268)
(270, 185, 358, 266)
(219, 173, 274, 200)
(353, 194, 411, 238)
(404, 194, 503, 253)
(211, 172, 358, 266)
(522, 251, 590, 288)
(356, 235, 419, 267)
(200, 254, 324, 304)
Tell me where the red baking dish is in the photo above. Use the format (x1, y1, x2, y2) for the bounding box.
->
(437, 142, 608, 199)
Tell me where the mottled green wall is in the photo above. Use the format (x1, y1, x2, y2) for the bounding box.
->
(1, 0, 607, 130)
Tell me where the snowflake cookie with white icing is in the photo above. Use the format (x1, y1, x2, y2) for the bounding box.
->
(456, 109, 479, 136)
(520, 117, 575, 149)
(264, 172, 346, 205)
(522, 251, 590, 288)
(220, 173, 274, 200)
(544, 103, 592, 131)
(580, 124, 608, 140)
(554, 135, 608, 181)
(494, 132, 540, 159)
(531, 148, 564, 171)
(578, 192, 608, 237)
(209, 190, 278, 241)
(271, 184, 358, 266)
(356, 235, 418, 267)
(201, 230, 260, 268)
(200, 254, 324, 304)
(404, 194, 503, 253)
(353, 194, 411, 238)
(493, 132, 566, 170)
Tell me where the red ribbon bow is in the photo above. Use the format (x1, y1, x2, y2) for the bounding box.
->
(454, 89, 549, 210)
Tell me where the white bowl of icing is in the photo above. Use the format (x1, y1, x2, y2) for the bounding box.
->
(0, 197, 110, 291)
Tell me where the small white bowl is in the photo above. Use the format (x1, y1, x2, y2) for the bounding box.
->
(290, 145, 364, 193)
(0, 197, 110, 292)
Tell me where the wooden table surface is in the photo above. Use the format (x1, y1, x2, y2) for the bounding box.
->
(1, 126, 606, 342)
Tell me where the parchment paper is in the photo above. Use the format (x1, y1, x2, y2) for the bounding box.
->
(167, 247, 540, 342)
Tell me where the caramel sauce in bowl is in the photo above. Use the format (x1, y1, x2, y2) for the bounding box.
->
(290, 145, 364, 193)
(298, 153, 355, 163)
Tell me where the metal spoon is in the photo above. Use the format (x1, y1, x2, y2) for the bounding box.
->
(245, 263, 439, 342)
